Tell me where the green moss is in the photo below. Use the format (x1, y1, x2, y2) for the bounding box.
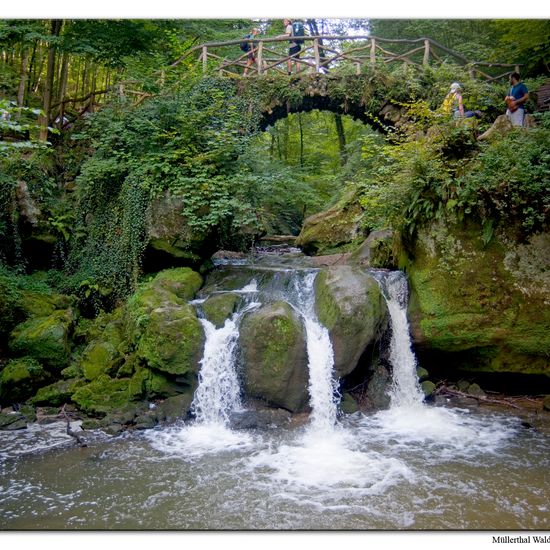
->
(149, 239, 202, 261)
(19, 290, 73, 318)
(202, 293, 240, 328)
(30, 378, 85, 406)
(72, 375, 133, 416)
(9, 309, 73, 370)
(403, 221, 550, 376)
(0, 357, 50, 404)
(126, 269, 205, 376)
(136, 304, 204, 375)
(149, 268, 203, 301)
(128, 367, 181, 400)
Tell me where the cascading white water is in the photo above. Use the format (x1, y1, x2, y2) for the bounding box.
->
(191, 317, 244, 424)
(289, 271, 340, 431)
(382, 271, 425, 408)
(191, 282, 259, 425)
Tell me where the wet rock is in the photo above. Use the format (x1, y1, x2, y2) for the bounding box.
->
(421, 380, 436, 397)
(240, 301, 309, 413)
(9, 309, 74, 370)
(468, 383, 486, 397)
(126, 268, 204, 377)
(543, 396, 550, 412)
(230, 408, 291, 430)
(156, 393, 194, 423)
(0, 412, 26, 429)
(202, 293, 240, 328)
(365, 362, 391, 410)
(3, 418, 27, 430)
(103, 423, 124, 436)
(416, 367, 429, 382)
(295, 194, 364, 255)
(134, 414, 157, 430)
(0, 357, 50, 404)
(340, 392, 359, 414)
(315, 266, 388, 377)
(350, 230, 396, 269)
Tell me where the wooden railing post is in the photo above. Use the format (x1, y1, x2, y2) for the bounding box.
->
(314, 38, 321, 73)
(257, 41, 263, 75)
(423, 39, 430, 65)
(370, 38, 376, 66)
(202, 45, 208, 74)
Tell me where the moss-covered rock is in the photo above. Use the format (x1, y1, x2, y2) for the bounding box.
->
(315, 266, 388, 377)
(350, 230, 397, 269)
(421, 380, 436, 397)
(0, 357, 50, 404)
(340, 392, 359, 414)
(29, 378, 85, 406)
(128, 367, 182, 400)
(240, 301, 309, 412)
(202, 293, 240, 328)
(296, 193, 365, 255)
(400, 221, 550, 377)
(9, 309, 74, 370)
(19, 290, 74, 318)
(71, 375, 133, 416)
(155, 392, 194, 423)
(126, 268, 205, 377)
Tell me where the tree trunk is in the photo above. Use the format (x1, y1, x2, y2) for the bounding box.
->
(39, 19, 63, 141)
(17, 47, 30, 108)
(298, 112, 304, 168)
(334, 113, 347, 166)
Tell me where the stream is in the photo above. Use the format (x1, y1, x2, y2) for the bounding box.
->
(1, 248, 549, 530)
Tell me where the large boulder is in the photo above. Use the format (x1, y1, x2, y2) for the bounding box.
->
(240, 301, 309, 412)
(202, 293, 240, 328)
(71, 375, 133, 416)
(8, 309, 74, 370)
(143, 192, 214, 269)
(126, 268, 205, 376)
(296, 194, 364, 255)
(314, 266, 389, 377)
(400, 221, 550, 376)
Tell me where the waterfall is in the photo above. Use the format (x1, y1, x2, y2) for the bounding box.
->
(191, 283, 259, 426)
(289, 271, 340, 431)
(376, 271, 425, 408)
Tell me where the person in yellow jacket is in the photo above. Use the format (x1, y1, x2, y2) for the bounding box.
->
(441, 82, 482, 119)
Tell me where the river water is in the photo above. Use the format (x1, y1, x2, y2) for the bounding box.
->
(1, 250, 549, 530)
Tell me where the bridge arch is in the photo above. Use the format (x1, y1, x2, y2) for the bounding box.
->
(237, 74, 404, 134)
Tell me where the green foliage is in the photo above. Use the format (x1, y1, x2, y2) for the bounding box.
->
(355, 107, 550, 240)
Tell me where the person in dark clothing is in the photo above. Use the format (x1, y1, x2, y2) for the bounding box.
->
(505, 72, 529, 127)
(243, 28, 260, 76)
(281, 19, 301, 74)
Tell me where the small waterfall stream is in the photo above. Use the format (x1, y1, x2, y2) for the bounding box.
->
(375, 270, 425, 409)
(2, 256, 545, 530)
(191, 284, 260, 425)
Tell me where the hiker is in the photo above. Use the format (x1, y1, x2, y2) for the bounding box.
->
(281, 19, 304, 74)
(442, 82, 482, 119)
(505, 72, 529, 127)
(241, 28, 260, 76)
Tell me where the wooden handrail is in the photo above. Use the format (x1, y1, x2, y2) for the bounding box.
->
(171, 35, 520, 72)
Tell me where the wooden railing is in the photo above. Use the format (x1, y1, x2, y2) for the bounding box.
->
(175, 35, 520, 82)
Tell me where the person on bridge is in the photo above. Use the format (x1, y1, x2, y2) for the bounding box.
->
(242, 28, 261, 76)
(442, 82, 482, 119)
(281, 19, 302, 75)
(505, 72, 529, 127)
